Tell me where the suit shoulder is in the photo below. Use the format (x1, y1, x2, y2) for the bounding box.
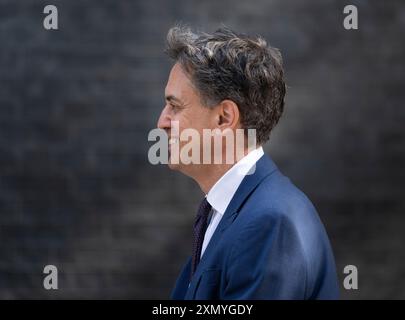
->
(238, 169, 333, 267)
(227, 168, 339, 299)
(242, 170, 319, 224)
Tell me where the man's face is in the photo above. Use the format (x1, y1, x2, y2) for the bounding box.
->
(157, 63, 216, 174)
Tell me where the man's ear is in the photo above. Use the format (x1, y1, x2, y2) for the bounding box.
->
(217, 99, 240, 130)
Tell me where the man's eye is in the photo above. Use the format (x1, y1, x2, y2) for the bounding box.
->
(171, 104, 181, 111)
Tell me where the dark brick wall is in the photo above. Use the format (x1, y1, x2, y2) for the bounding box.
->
(0, 0, 404, 299)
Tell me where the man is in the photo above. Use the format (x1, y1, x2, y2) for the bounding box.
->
(157, 25, 339, 299)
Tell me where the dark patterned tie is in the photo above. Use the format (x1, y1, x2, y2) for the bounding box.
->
(191, 197, 212, 279)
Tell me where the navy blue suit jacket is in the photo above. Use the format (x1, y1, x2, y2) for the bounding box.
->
(171, 155, 339, 300)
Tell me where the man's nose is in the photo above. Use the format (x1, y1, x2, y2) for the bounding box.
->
(157, 105, 171, 130)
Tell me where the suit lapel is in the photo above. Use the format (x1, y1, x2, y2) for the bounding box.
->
(184, 155, 278, 299)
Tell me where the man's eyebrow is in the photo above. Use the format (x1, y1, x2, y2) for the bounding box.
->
(165, 95, 183, 104)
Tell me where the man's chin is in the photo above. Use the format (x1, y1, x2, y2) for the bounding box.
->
(167, 153, 181, 171)
(167, 161, 180, 170)
(167, 157, 192, 174)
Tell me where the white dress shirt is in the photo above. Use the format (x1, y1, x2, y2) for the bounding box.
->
(201, 147, 264, 258)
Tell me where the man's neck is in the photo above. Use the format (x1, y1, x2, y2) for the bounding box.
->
(192, 146, 260, 194)
(195, 163, 234, 194)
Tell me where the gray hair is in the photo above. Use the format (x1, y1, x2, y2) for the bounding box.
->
(165, 25, 286, 145)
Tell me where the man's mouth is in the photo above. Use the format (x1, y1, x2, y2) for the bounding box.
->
(169, 137, 179, 145)
(168, 137, 179, 160)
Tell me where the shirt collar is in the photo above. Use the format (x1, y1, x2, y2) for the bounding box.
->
(206, 147, 264, 215)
